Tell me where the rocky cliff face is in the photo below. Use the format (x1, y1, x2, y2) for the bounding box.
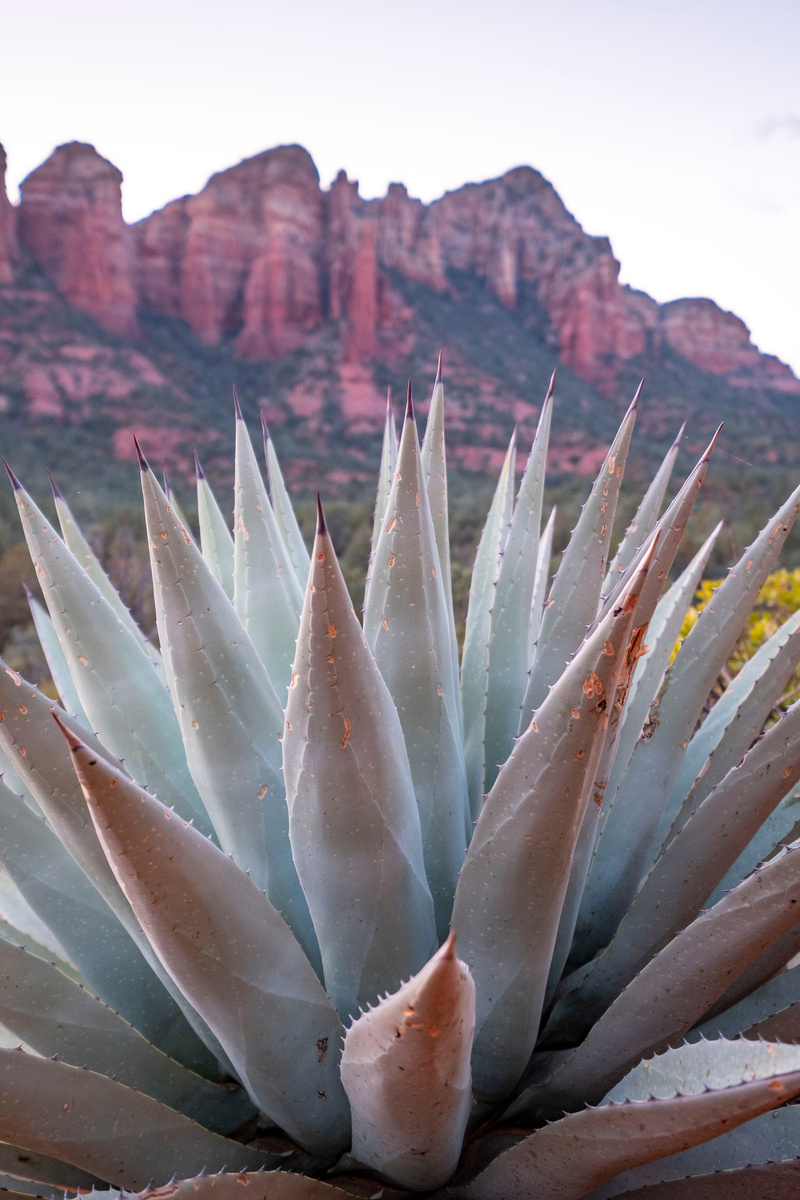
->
(1, 140, 797, 402)
(17, 143, 139, 337)
(0, 147, 18, 285)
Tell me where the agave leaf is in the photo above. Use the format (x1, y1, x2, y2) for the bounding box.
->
(707, 782, 800, 907)
(121, 1174, 382, 1200)
(0, 870, 68, 963)
(48, 474, 164, 675)
(139, 454, 318, 966)
(590, 1046, 800, 1199)
(572, 522, 722, 964)
(420, 356, 460, 708)
(451, 547, 656, 1102)
(363, 394, 470, 937)
(24, 588, 89, 723)
(0, 771, 204, 1048)
(0, 939, 254, 1133)
(518, 839, 800, 1115)
(233, 400, 303, 692)
(64, 725, 351, 1158)
(601, 422, 684, 601)
(548, 698, 800, 1039)
(8, 469, 207, 829)
(0, 1145, 103, 1195)
(664, 606, 800, 843)
(370, 389, 399, 564)
(195, 452, 234, 599)
(483, 377, 554, 795)
(466, 1041, 800, 1200)
(0, 1050, 273, 1190)
(528, 504, 556, 657)
(285, 500, 437, 1018)
(341, 933, 475, 1191)
(0, 665, 228, 1074)
(593, 1135, 800, 1199)
(263, 417, 311, 582)
(582, 478, 800, 951)
(517, 384, 640, 731)
(461, 432, 516, 819)
(694, 962, 800, 1042)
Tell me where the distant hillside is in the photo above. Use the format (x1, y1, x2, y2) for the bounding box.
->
(0, 139, 799, 585)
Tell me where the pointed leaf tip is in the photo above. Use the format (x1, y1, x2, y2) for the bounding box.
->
(260, 410, 270, 442)
(316, 493, 327, 536)
(435, 350, 443, 385)
(46, 468, 65, 501)
(193, 450, 206, 482)
(51, 710, 81, 753)
(132, 436, 150, 473)
(546, 368, 556, 400)
(405, 380, 414, 422)
(232, 385, 243, 421)
(706, 423, 724, 458)
(2, 459, 21, 491)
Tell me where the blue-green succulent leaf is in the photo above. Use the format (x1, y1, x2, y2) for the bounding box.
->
(341, 933, 475, 1191)
(50, 476, 164, 677)
(483, 377, 553, 795)
(694, 962, 800, 1042)
(64, 726, 350, 1158)
(284, 502, 437, 1019)
(420, 358, 460, 707)
(573, 521, 722, 965)
(528, 503, 556, 657)
(10, 473, 206, 829)
(0, 1143, 103, 1196)
(0, 939, 254, 1134)
(589, 1042, 800, 1199)
(370, 390, 399, 565)
(233, 405, 303, 694)
(363, 399, 469, 938)
(548, 698, 800, 1041)
(0, 1050, 273, 1191)
(25, 590, 88, 723)
(518, 384, 640, 731)
(0, 665, 226, 1075)
(451, 548, 656, 1102)
(0, 774, 189, 1051)
(708, 781, 800, 907)
(195, 453, 234, 600)
(119, 1174, 376, 1200)
(466, 1040, 800, 1200)
(664, 606, 800, 843)
(584, 478, 800, 951)
(601, 421, 684, 601)
(519, 838, 800, 1114)
(264, 419, 310, 583)
(461, 432, 516, 820)
(139, 458, 318, 966)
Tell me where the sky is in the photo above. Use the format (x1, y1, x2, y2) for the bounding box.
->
(2, 0, 799, 375)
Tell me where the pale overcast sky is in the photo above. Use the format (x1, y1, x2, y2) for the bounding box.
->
(2, 0, 799, 374)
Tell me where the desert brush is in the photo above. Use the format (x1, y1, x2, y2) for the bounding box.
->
(1, 364, 800, 1198)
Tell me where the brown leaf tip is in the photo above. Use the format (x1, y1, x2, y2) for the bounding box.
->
(193, 450, 206, 482)
(46, 469, 65, 502)
(435, 350, 443, 386)
(132, 436, 151, 474)
(233, 385, 243, 421)
(51, 711, 82, 753)
(316, 493, 328, 536)
(2, 459, 21, 492)
(405, 380, 414, 423)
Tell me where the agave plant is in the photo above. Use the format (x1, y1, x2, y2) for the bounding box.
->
(4, 363, 800, 1200)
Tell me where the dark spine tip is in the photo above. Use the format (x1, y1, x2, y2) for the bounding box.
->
(316, 492, 328, 536)
(22, 581, 33, 600)
(133, 436, 150, 473)
(51, 710, 81, 751)
(46, 469, 65, 502)
(385, 386, 392, 416)
(630, 378, 645, 411)
(435, 350, 443, 386)
(545, 368, 556, 401)
(194, 450, 206, 482)
(2, 459, 21, 491)
(260, 410, 270, 442)
(405, 380, 414, 422)
(233, 385, 243, 421)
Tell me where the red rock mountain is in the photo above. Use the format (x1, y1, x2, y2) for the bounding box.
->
(3, 140, 796, 402)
